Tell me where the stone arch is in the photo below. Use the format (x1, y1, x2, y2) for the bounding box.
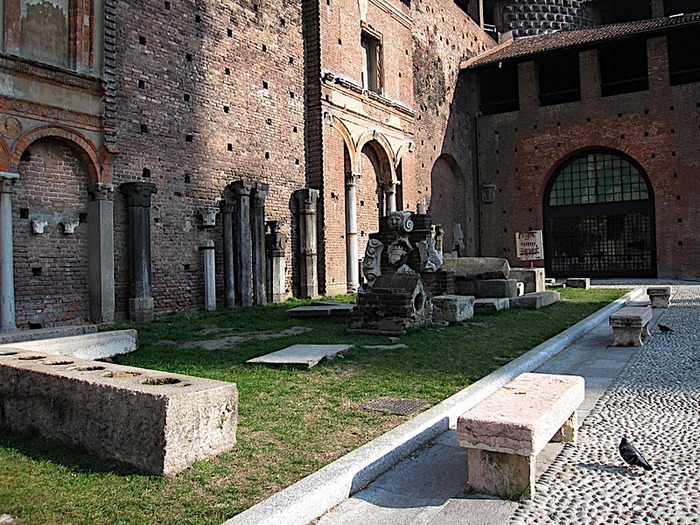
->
(328, 115, 358, 173)
(543, 148, 656, 277)
(355, 130, 395, 184)
(430, 154, 466, 255)
(10, 126, 102, 185)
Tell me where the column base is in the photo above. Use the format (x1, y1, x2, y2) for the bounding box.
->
(129, 297, 154, 323)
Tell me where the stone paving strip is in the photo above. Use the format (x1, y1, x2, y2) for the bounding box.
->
(510, 284, 700, 525)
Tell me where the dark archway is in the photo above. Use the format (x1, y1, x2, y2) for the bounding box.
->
(430, 154, 466, 255)
(543, 149, 656, 277)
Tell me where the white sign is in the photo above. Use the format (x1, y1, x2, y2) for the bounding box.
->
(515, 230, 544, 261)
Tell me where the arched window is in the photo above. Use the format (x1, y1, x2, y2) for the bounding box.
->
(543, 150, 656, 277)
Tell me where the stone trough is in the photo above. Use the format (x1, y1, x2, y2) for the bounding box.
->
(0, 348, 238, 475)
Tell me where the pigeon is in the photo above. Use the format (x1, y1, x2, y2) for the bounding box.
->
(619, 437, 653, 471)
(658, 324, 674, 333)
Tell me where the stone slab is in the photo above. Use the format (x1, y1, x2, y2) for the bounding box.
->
(432, 294, 474, 324)
(509, 291, 560, 309)
(565, 277, 590, 289)
(0, 324, 98, 345)
(509, 268, 545, 293)
(457, 372, 584, 457)
(473, 298, 510, 314)
(0, 349, 237, 475)
(360, 344, 408, 350)
(442, 257, 511, 280)
(286, 304, 356, 318)
(0, 330, 138, 360)
(246, 344, 354, 368)
(456, 279, 518, 298)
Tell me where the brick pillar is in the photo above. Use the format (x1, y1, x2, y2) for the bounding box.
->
(231, 180, 254, 307)
(88, 182, 115, 323)
(295, 188, 319, 299)
(220, 199, 235, 307)
(647, 36, 670, 96)
(518, 61, 539, 113)
(0, 172, 19, 332)
(579, 49, 601, 102)
(120, 181, 157, 323)
(251, 183, 269, 305)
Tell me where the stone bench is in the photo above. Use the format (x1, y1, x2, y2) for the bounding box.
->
(0, 349, 237, 475)
(647, 286, 672, 308)
(457, 373, 584, 499)
(609, 306, 652, 347)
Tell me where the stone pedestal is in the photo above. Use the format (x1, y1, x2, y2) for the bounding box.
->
(509, 268, 545, 293)
(0, 172, 19, 332)
(295, 189, 319, 299)
(88, 183, 115, 323)
(266, 221, 287, 303)
(201, 240, 216, 311)
(120, 182, 157, 323)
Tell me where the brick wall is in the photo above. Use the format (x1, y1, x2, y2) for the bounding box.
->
(473, 35, 700, 279)
(109, 0, 306, 315)
(13, 139, 91, 328)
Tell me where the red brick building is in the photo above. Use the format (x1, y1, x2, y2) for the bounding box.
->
(0, 0, 697, 330)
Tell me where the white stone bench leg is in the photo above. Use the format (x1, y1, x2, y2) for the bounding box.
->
(467, 448, 535, 500)
(612, 326, 644, 347)
(467, 411, 578, 500)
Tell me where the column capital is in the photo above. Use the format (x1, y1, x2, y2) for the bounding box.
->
(120, 181, 157, 207)
(346, 171, 361, 186)
(252, 182, 270, 208)
(381, 179, 400, 193)
(0, 172, 19, 193)
(90, 182, 115, 201)
(230, 179, 254, 197)
(295, 188, 319, 212)
(219, 199, 234, 214)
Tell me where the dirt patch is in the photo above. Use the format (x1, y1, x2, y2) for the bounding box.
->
(182, 326, 313, 351)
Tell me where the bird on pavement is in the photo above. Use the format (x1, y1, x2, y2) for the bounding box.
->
(658, 324, 674, 333)
(619, 437, 653, 471)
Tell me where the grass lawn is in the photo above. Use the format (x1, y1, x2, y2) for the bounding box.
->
(0, 287, 625, 525)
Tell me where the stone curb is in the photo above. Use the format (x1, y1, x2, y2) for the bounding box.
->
(223, 287, 644, 525)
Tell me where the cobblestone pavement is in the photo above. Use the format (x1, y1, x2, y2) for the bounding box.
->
(511, 284, 700, 525)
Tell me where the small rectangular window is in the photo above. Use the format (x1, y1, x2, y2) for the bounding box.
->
(361, 31, 382, 94)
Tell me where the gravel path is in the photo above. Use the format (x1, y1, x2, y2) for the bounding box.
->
(510, 284, 700, 524)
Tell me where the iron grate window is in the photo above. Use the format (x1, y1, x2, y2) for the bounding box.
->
(549, 153, 649, 206)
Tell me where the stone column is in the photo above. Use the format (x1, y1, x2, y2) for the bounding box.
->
(345, 172, 360, 293)
(265, 221, 287, 303)
(0, 172, 19, 332)
(220, 199, 235, 308)
(88, 182, 115, 323)
(383, 180, 399, 215)
(231, 179, 254, 307)
(120, 181, 157, 322)
(295, 188, 319, 299)
(251, 183, 269, 305)
(200, 240, 216, 311)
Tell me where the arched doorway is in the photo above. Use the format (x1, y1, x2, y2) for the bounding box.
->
(13, 137, 92, 327)
(543, 149, 656, 277)
(430, 155, 466, 255)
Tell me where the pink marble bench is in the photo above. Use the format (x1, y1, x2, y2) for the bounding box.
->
(609, 306, 652, 347)
(457, 373, 584, 499)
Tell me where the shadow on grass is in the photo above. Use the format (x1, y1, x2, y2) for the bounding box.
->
(0, 427, 152, 478)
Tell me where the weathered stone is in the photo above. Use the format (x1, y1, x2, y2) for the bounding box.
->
(473, 298, 510, 314)
(647, 286, 671, 308)
(509, 268, 545, 293)
(457, 373, 584, 499)
(565, 277, 590, 289)
(286, 303, 355, 318)
(456, 279, 518, 298)
(609, 306, 652, 346)
(0, 330, 138, 360)
(509, 291, 560, 309)
(0, 350, 237, 475)
(432, 294, 474, 324)
(442, 257, 511, 280)
(246, 344, 353, 369)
